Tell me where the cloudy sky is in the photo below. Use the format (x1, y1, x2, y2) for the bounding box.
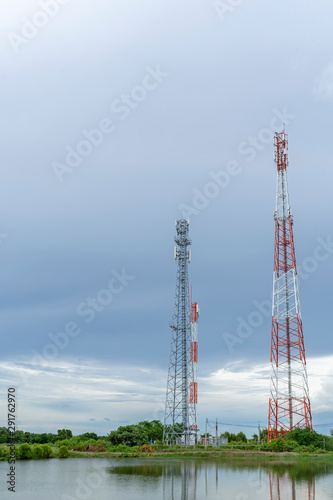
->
(1, 0, 333, 437)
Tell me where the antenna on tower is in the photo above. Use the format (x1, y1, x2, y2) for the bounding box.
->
(268, 128, 312, 441)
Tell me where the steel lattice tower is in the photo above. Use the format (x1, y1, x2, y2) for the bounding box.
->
(268, 129, 312, 442)
(163, 218, 197, 446)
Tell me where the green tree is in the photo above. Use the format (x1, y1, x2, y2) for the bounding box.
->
(221, 431, 238, 442)
(23, 432, 32, 443)
(108, 425, 148, 447)
(31, 433, 49, 444)
(236, 432, 247, 443)
(137, 421, 163, 442)
(47, 433, 57, 443)
(0, 427, 11, 444)
(39, 433, 49, 444)
(286, 427, 322, 447)
(12, 430, 25, 444)
(17, 443, 33, 460)
(80, 432, 98, 440)
(260, 428, 268, 443)
(252, 428, 268, 443)
(57, 429, 72, 440)
(59, 445, 69, 458)
(220, 431, 231, 443)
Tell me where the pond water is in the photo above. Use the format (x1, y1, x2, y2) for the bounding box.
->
(1, 457, 333, 500)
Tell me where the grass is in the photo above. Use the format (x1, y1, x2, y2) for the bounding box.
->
(2, 443, 333, 463)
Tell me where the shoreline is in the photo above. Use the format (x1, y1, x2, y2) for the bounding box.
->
(2, 446, 333, 463)
(65, 449, 333, 462)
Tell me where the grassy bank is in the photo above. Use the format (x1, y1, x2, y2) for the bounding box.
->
(2, 443, 333, 463)
(69, 448, 333, 462)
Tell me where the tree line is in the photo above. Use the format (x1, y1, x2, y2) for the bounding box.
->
(0, 427, 76, 444)
(1, 422, 332, 452)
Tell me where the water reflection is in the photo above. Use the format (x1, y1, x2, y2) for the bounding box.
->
(267, 460, 333, 500)
(269, 471, 315, 500)
(163, 462, 318, 500)
(162, 461, 198, 500)
(109, 459, 333, 500)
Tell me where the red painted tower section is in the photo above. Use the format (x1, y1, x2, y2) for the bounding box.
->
(190, 290, 199, 405)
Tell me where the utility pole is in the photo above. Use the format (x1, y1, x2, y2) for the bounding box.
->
(205, 418, 208, 448)
(215, 418, 218, 447)
(258, 421, 261, 445)
(268, 129, 312, 441)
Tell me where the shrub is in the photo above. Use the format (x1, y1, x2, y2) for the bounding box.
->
(268, 438, 286, 452)
(17, 443, 33, 460)
(107, 444, 117, 452)
(266, 438, 301, 453)
(284, 440, 300, 452)
(33, 446, 44, 459)
(41, 445, 53, 459)
(59, 445, 69, 458)
(68, 437, 84, 448)
(73, 444, 84, 451)
(97, 441, 106, 451)
(286, 428, 324, 449)
(115, 444, 130, 452)
(0, 446, 10, 461)
(55, 439, 70, 448)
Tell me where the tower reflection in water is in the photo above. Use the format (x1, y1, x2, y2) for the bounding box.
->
(162, 461, 197, 500)
(110, 460, 331, 499)
(163, 461, 226, 500)
(162, 462, 317, 500)
(269, 471, 315, 500)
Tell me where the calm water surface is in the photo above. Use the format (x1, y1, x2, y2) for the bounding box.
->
(1, 457, 333, 500)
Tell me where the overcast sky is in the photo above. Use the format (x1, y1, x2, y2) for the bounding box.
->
(1, 0, 333, 437)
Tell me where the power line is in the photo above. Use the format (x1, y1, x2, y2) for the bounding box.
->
(208, 420, 257, 429)
(207, 420, 333, 429)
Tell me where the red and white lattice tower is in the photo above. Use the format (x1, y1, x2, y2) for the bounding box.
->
(190, 289, 199, 408)
(268, 129, 312, 442)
